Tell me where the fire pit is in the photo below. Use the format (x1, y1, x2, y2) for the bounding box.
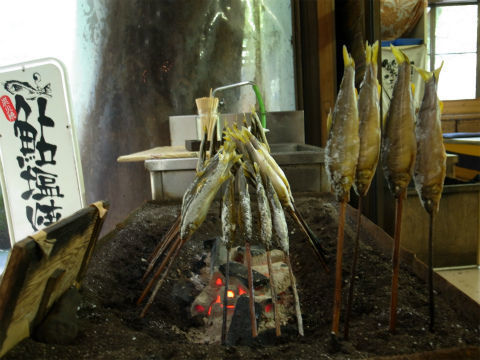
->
(2, 194, 479, 360)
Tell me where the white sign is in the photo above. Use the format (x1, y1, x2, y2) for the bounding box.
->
(0, 59, 85, 246)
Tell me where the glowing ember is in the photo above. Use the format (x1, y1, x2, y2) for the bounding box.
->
(238, 287, 247, 296)
(265, 303, 273, 313)
(215, 278, 223, 286)
(227, 290, 235, 298)
(194, 304, 205, 313)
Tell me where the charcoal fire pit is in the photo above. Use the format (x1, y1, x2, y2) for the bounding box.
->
(2, 194, 478, 360)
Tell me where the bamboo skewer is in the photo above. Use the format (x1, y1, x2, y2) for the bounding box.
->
(138, 235, 182, 305)
(140, 237, 187, 317)
(344, 196, 363, 339)
(143, 217, 181, 282)
(267, 250, 281, 336)
(428, 212, 435, 332)
(331, 200, 347, 336)
(285, 254, 304, 336)
(389, 194, 404, 332)
(245, 241, 258, 338)
(221, 250, 230, 344)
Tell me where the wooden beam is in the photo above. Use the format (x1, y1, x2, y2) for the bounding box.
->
(317, 0, 337, 147)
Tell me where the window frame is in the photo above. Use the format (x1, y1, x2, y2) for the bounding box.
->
(428, 0, 480, 98)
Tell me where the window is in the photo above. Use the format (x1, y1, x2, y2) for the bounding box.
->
(426, 1, 479, 100)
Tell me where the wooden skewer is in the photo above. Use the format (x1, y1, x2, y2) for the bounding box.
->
(137, 235, 182, 305)
(147, 215, 181, 262)
(285, 253, 304, 336)
(344, 196, 363, 340)
(140, 237, 186, 318)
(245, 241, 258, 338)
(389, 193, 404, 332)
(221, 249, 230, 345)
(143, 217, 181, 282)
(428, 212, 435, 332)
(267, 249, 281, 336)
(331, 199, 346, 336)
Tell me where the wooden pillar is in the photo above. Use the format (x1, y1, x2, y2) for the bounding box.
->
(317, 0, 337, 147)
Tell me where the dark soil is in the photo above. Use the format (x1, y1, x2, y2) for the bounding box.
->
(3, 194, 479, 359)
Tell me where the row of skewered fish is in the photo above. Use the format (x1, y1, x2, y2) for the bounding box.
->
(326, 41, 446, 336)
(138, 107, 330, 339)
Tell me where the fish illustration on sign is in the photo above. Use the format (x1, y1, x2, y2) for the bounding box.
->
(3, 73, 52, 100)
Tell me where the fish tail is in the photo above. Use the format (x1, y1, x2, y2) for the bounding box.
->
(414, 66, 433, 82)
(390, 44, 409, 64)
(433, 61, 444, 81)
(365, 42, 372, 64)
(371, 40, 379, 64)
(44, 83, 52, 96)
(343, 45, 355, 68)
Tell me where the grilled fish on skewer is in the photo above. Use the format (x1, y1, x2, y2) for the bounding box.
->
(228, 126, 328, 267)
(220, 176, 236, 344)
(326, 45, 359, 337)
(355, 41, 381, 197)
(414, 63, 446, 332)
(325, 45, 360, 203)
(381, 45, 417, 198)
(413, 64, 446, 214)
(345, 41, 381, 339)
(264, 175, 304, 336)
(139, 142, 239, 308)
(381, 45, 417, 333)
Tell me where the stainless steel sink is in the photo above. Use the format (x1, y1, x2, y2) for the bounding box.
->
(145, 143, 329, 200)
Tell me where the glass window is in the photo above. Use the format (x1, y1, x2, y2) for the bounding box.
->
(427, 4, 478, 100)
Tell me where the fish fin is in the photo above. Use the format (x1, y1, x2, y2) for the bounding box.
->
(371, 40, 379, 64)
(390, 44, 408, 64)
(377, 81, 382, 97)
(355, 87, 359, 100)
(434, 61, 444, 81)
(343, 45, 355, 68)
(365, 41, 372, 64)
(439, 100, 444, 113)
(414, 65, 432, 82)
(326, 109, 332, 135)
(411, 83, 415, 96)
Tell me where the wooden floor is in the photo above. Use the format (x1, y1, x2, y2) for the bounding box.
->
(436, 266, 480, 305)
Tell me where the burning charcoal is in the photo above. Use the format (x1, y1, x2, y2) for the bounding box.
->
(219, 262, 269, 288)
(225, 295, 262, 346)
(172, 279, 198, 307)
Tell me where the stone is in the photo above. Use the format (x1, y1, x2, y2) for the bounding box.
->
(225, 295, 262, 346)
(218, 262, 269, 288)
(33, 287, 81, 345)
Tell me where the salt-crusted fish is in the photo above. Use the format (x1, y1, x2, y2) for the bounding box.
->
(325, 46, 360, 202)
(413, 64, 446, 213)
(355, 41, 381, 197)
(381, 45, 417, 198)
(237, 164, 253, 241)
(265, 177, 289, 254)
(180, 141, 240, 239)
(221, 176, 236, 247)
(253, 163, 273, 249)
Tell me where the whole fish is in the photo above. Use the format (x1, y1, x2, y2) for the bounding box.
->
(325, 45, 360, 202)
(4, 80, 51, 100)
(381, 45, 417, 198)
(355, 41, 381, 197)
(221, 176, 236, 247)
(237, 164, 253, 242)
(180, 141, 240, 239)
(253, 163, 272, 250)
(265, 176, 289, 254)
(413, 64, 446, 214)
